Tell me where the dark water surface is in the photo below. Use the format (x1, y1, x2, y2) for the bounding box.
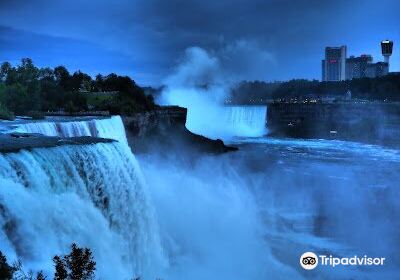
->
(231, 137, 400, 279)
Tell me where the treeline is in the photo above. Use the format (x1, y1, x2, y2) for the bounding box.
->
(0, 59, 155, 119)
(231, 75, 400, 103)
(0, 244, 148, 280)
(0, 244, 95, 280)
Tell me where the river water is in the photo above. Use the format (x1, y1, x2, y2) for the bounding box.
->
(138, 133, 400, 279)
(139, 105, 400, 279)
(0, 108, 399, 279)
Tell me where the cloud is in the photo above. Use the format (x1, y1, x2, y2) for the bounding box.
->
(218, 39, 275, 81)
(0, 0, 399, 85)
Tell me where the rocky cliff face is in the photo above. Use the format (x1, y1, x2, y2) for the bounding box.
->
(122, 106, 237, 154)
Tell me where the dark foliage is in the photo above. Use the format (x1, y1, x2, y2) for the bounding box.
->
(93, 73, 155, 114)
(0, 251, 15, 280)
(0, 247, 160, 280)
(0, 59, 155, 119)
(53, 243, 96, 280)
(12, 260, 47, 280)
(36, 271, 46, 280)
(231, 75, 400, 103)
(0, 252, 49, 280)
(53, 257, 68, 280)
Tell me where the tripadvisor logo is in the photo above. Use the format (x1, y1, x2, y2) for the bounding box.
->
(300, 252, 386, 270)
(300, 252, 318, 270)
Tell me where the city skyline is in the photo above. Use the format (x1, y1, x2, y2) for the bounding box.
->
(0, 0, 399, 86)
(322, 41, 393, 82)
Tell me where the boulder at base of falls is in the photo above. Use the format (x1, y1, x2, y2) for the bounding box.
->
(122, 106, 238, 154)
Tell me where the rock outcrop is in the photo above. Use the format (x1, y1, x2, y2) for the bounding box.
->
(0, 133, 114, 153)
(122, 106, 238, 154)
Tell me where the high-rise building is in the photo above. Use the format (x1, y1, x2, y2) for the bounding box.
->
(381, 40, 393, 70)
(345, 55, 373, 80)
(321, 41, 393, 81)
(322, 46, 347, 81)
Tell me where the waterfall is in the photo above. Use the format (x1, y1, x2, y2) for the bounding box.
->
(0, 116, 166, 279)
(14, 116, 128, 145)
(186, 105, 267, 139)
(223, 106, 268, 136)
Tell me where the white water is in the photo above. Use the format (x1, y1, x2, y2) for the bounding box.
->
(186, 105, 267, 139)
(0, 117, 166, 279)
(3, 110, 396, 279)
(158, 47, 268, 140)
(14, 116, 128, 145)
(160, 86, 268, 139)
(0, 113, 295, 279)
(140, 152, 301, 280)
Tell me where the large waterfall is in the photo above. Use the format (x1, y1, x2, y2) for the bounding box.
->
(0, 116, 165, 279)
(185, 105, 268, 139)
(0, 114, 284, 280)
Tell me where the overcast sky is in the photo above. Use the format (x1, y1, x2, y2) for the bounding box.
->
(0, 0, 399, 86)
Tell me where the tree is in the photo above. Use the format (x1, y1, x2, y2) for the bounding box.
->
(97, 74, 155, 114)
(54, 66, 70, 81)
(0, 62, 12, 81)
(54, 66, 71, 90)
(36, 271, 46, 280)
(0, 251, 15, 280)
(53, 243, 96, 280)
(94, 74, 104, 91)
(12, 260, 47, 280)
(70, 71, 92, 92)
(3, 83, 30, 114)
(39, 68, 55, 81)
(53, 257, 68, 280)
(17, 58, 39, 85)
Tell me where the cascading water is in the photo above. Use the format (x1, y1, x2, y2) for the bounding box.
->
(185, 105, 268, 139)
(0, 113, 311, 280)
(0, 116, 166, 279)
(14, 116, 128, 145)
(223, 106, 267, 136)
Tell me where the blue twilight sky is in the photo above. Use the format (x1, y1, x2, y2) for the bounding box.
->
(0, 0, 399, 86)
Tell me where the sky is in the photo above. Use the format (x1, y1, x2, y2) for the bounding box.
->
(0, 0, 399, 86)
